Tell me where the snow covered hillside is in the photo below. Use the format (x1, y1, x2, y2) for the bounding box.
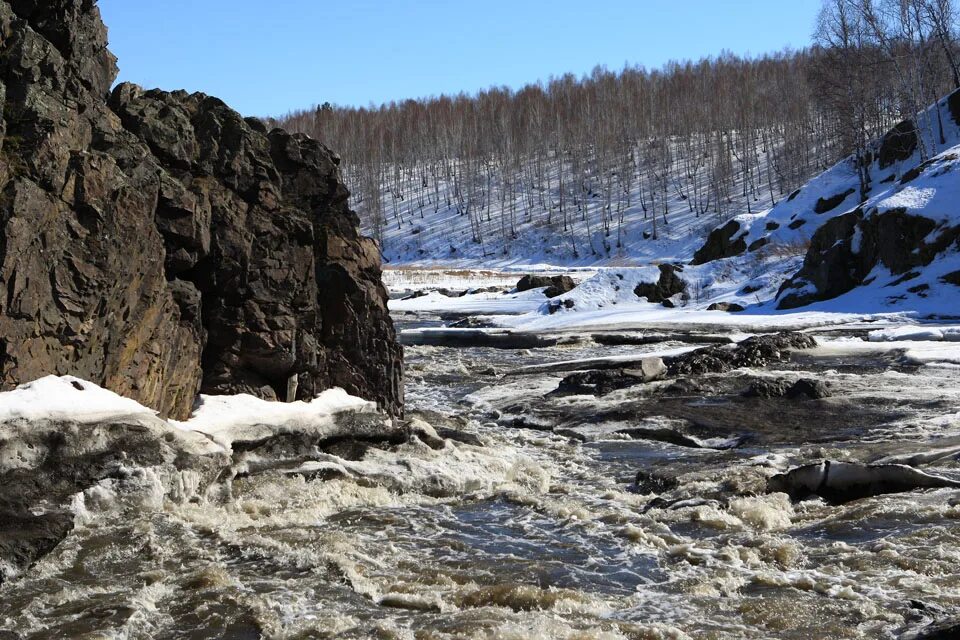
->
(391, 89, 960, 325)
(693, 88, 960, 315)
(372, 138, 798, 269)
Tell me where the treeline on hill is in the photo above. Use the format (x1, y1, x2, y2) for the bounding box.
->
(275, 0, 960, 259)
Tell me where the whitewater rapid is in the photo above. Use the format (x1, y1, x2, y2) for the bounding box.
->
(2, 317, 960, 639)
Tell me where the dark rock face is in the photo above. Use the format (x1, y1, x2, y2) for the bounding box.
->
(777, 207, 958, 309)
(516, 274, 576, 298)
(877, 119, 918, 169)
(0, 1, 402, 418)
(691, 220, 747, 264)
(813, 188, 856, 214)
(634, 264, 688, 304)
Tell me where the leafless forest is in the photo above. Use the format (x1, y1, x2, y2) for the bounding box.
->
(276, 0, 960, 258)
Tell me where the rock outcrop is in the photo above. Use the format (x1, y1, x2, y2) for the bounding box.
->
(0, 1, 402, 418)
(777, 205, 960, 309)
(691, 220, 748, 265)
(633, 264, 688, 304)
(516, 274, 576, 298)
(690, 87, 960, 313)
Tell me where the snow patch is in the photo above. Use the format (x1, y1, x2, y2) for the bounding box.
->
(0, 375, 157, 423)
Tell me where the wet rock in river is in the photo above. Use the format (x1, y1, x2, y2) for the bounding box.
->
(666, 332, 817, 376)
(615, 426, 745, 450)
(553, 360, 665, 396)
(743, 379, 792, 398)
(633, 470, 680, 495)
(743, 377, 831, 400)
(767, 460, 960, 503)
(786, 378, 830, 399)
(548, 333, 816, 398)
(902, 617, 960, 640)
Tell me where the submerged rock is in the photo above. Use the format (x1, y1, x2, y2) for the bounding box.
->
(767, 460, 960, 503)
(0, 375, 406, 584)
(0, 1, 402, 418)
(552, 360, 665, 397)
(633, 470, 680, 495)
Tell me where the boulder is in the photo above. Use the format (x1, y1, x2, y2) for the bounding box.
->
(768, 460, 960, 503)
(516, 274, 576, 298)
(0, 1, 402, 418)
(692, 220, 747, 264)
(707, 302, 745, 313)
(634, 264, 688, 304)
(622, 357, 668, 382)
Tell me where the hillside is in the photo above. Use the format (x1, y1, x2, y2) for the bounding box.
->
(392, 88, 960, 324)
(693, 89, 960, 315)
(372, 139, 786, 269)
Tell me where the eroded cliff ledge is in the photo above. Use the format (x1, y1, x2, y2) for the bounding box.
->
(0, 0, 403, 418)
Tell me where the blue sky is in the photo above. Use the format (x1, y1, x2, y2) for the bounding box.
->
(98, 0, 822, 117)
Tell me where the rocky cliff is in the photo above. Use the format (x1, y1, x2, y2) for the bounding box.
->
(0, 0, 403, 418)
(692, 88, 960, 313)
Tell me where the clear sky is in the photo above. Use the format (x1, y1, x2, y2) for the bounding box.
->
(98, 0, 822, 118)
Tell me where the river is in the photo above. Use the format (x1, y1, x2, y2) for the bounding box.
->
(1, 309, 959, 639)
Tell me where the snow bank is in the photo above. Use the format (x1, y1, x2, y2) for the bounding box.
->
(177, 389, 374, 432)
(172, 388, 378, 450)
(814, 336, 960, 366)
(0, 376, 381, 454)
(389, 288, 547, 315)
(0, 375, 157, 422)
(868, 325, 960, 342)
(540, 267, 662, 313)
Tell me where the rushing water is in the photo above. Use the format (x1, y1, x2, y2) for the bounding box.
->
(2, 312, 960, 639)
